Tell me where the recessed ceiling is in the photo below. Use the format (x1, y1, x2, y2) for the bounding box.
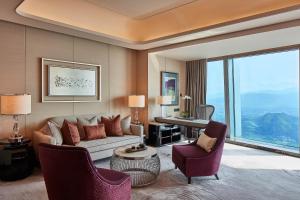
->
(86, 0, 196, 19)
(16, 0, 300, 44)
(155, 26, 300, 61)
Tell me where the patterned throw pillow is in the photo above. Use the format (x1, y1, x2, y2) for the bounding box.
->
(121, 115, 131, 135)
(196, 133, 217, 152)
(77, 116, 98, 140)
(39, 121, 63, 145)
(83, 124, 106, 140)
(100, 115, 123, 136)
(61, 120, 80, 145)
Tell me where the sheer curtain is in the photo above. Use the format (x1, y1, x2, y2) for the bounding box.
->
(185, 59, 207, 117)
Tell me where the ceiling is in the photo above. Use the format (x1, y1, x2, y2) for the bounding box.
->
(155, 26, 300, 61)
(86, 0, 196, 19)
(15, 0, 300, 48)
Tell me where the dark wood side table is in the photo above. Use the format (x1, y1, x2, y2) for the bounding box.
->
(148, 122, 181, 147)
(0, 138, 35, 181)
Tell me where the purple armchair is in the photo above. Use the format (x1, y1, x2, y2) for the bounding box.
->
(172, 121, 227, 184)
(39, 143, 131, 200)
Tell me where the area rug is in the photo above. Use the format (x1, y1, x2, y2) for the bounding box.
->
(1, 143, 300, 200)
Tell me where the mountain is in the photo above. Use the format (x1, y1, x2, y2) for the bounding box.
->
(241, 113, 299, 149)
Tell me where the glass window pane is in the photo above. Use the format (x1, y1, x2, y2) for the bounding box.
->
(231, 49, 299, 152)
(206, 60, 225, 123)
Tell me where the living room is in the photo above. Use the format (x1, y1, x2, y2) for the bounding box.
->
(0, 0, 300, 200)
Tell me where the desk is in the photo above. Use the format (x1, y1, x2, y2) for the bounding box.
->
(154, 117, 209, 142)
(154, 117, 209, 128)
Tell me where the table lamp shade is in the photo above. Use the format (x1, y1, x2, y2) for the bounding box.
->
(128, 95, 145, 108)
(156, 96, 172, 105)
(0, 94, 31, 115)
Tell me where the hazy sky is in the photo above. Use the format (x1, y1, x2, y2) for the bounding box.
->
(207, 49, 299, 97)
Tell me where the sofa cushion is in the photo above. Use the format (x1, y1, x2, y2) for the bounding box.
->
(100, 115, 123, 136)
(76, 135, 140, 153)
(77, 116, 98, 139)
(48, 113, 108, 128)
(40, 121, 63, 145)
(84, 124, 106, 140)
(121, 115, 131, 135)
(173, 145, 208, 165)
(61, 120, 80, 145)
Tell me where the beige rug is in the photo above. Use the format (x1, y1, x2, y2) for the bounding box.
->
(1, 143, 300, 200)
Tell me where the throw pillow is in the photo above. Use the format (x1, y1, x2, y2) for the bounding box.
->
(100, 115, 123, 136)
(196, 133, 217, 153)
(39, 121, 63, 145)
(61, 120, 80, 145)
(121, 115, 131, 135)
(83, 124, 106, 140)
(77, 116, 98, 140)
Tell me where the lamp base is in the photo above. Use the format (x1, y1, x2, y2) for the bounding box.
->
(8, 135, 23, 143)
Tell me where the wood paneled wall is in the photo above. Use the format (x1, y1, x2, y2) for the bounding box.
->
(148, 54, 186, 122)
(0, 20, 137, 139)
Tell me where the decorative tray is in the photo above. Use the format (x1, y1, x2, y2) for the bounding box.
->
(125, 144, 147, 153)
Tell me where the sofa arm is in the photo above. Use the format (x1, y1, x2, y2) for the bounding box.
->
(130, 124, 144, 137)
(33, 131, 56, 159)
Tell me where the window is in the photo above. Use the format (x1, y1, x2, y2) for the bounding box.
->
(229, 49, 300, 152)
(206, 60, 226, 123)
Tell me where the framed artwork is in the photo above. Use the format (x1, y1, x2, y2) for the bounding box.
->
(41, 58, 101, 103)
(48, 65, 96, 96)
(161, 71, 179, 105)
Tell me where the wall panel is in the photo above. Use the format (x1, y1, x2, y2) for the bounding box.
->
(0, 20, 137, 138)
(0, 21, 26, 139)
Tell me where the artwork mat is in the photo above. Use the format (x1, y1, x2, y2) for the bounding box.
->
(161, 71, 179, 106)
(41, 58, 102, 103)
(48, 65, 97, 97)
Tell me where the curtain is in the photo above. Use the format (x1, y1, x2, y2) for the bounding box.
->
(185, 59, 207, 117)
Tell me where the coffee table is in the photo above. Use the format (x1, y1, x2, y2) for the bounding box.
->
(110, 145, 160, 187)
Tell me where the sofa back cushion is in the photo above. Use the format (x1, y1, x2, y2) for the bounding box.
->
(77, 116, 98, 140)
(61, 120, 80, 145)
(49, 113, 108, 128)
(121, 115, 131, 135)
(84, 124, 106, 140)
(100, 115, 123, 136)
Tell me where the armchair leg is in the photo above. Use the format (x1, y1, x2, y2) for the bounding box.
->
(215, 174, 219, 180)
(188, 177, 191, 184)
(175, 165, 177, 169)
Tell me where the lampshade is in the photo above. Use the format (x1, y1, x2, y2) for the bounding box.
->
(128, 95, 145, 108)
(156, 96, 172, 105)
(0, 94, 31, 115)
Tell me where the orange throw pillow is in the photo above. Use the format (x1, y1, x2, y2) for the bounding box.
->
(100, 115, 123, 136)
(83, 124, 106, 140)
(61, 120, 80, 145)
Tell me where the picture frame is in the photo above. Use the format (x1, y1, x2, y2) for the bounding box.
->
(161, 71, 179, 105)
(41, 58, 102, 103)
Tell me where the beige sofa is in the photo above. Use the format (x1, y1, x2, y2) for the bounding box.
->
(33, 114, 142, 161)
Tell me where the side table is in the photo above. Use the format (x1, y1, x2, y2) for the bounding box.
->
(148, 122, 181, 146)
(0, 138, 35, 181)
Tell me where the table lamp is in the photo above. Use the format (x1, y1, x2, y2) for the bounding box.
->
(128, 95, 145, 124)
(156, 96, 172, 117)
(0, 94, 31, 143)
